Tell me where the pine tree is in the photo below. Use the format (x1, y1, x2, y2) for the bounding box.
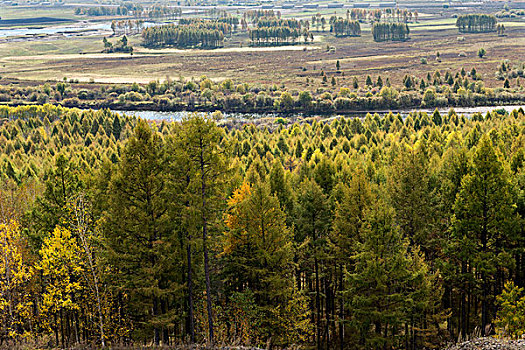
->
(330, 169, 374, 348)
(365, 75, 373, 87)
(376, 76, 383, 88)
(295, 139, 304, 159)
(269, 160, 293, 217)
(112, 115, 121, 140)
(30, 154, 84, 249)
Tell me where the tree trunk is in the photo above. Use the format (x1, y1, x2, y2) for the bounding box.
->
(339, 264, 344, 350)
(201, 144, 214, 346)
(315, 256, 321, 350)
(187, 239, 196, 343)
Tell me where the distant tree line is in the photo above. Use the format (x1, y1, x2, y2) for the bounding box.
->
(110, 20, 144, 35)
(257, 18, 302, 29)
(75, 4, 181, 19)
(496, 8, 525, 18)
(179, 18, 234, 35)
(372, 22, 410, 42)
(218, 16, 240, 31)
(249, 17, 308, 46)
(142, 21, 230, 48)
(349, 8, 418, 23)
(329, 17, 361, 37)
(456, 14, 497, 33)
(244, 9, 280, 23)
(249, 27, 302, 45)
(75, 5, 137, 17)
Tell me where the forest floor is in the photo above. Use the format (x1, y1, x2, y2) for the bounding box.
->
(442, 337, 525, 350)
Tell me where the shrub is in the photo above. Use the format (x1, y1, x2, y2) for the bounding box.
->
(478, 48, 487, 58)
(495, 281, 525, 339)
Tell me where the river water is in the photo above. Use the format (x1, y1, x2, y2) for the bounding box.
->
(113, 105, 525, 121)
(0, 22, 112, 38)
(0, 21, 158, 39)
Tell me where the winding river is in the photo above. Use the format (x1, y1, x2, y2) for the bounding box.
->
(113, 104, 525, 121)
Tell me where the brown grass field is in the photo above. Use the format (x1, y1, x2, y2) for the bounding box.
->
(0, 7, 524, 91)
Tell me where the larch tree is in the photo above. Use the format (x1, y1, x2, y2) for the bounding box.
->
(294, 178, 331, 350)
(451, 135, 519, 336)
(346, 201, 442, 349)
(38, 226, 84, 348)
(330, 169, 374, 349)
(104, 119, 177, 345)
(222, 182, 306, 346)
(30, 154, 83, 250)
(173, 114, 229, 346)
(388, 143, 438, 259)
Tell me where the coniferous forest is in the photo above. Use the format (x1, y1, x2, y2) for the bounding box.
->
(0, 104, 524, 349)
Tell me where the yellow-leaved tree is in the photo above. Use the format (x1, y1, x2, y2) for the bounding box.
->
(37, 226, 83, 347)
(0, 221, 34, 341)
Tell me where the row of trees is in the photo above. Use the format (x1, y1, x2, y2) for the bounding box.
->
(249, 26, 304, 45)
(348, 8, 419, 23)
(330, 18, 361, 37)
(249, 17, 309, 45)
(0, 104, 524, 348)
(75, 4, 181, 19)
(142, 21, 230, 48)
(257, 18, 302, 29)
(372, 22, 410, 42)
(456, 14, 497, 33)
(110, 19, 145, 36)
(244, 9, 280, 22)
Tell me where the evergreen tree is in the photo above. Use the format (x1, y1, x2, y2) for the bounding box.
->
(366, 75, 373, 87)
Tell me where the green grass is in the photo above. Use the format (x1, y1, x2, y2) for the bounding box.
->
(0, 6, 77, 20)
(0, 36, 104, 57)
